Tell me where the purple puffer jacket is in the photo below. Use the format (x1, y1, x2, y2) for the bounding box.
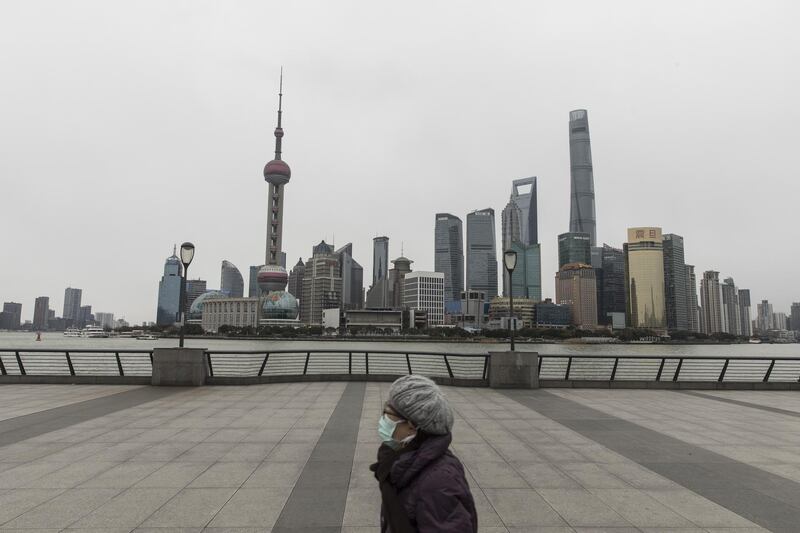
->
(387, 433, 477, 533)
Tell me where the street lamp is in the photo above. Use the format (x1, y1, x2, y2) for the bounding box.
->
(179, 242, 195, 348)
(503, 249, 518, 351)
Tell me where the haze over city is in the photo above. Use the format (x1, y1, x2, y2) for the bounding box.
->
(1, 1, 797, 325)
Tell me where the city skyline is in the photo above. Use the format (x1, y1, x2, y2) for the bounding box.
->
(1, 2, 798, 324)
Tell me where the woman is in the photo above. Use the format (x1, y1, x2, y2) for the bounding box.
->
(370, 375, 477, 533)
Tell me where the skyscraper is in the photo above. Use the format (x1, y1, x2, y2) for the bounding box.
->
(185, 279, 207, 315)
(372, 236, 389, 287)
(434, 213, 464, 306)
(501, 178, 540, 299)
(791, 302, 800, 332)
(569, 109, 597, 246)
(624, 227, 667, 331)
(287, 259, 305, 299)
(33, 296, 49, 330)
(403, 272, 445, 326)
(662, 234, 688, 332)
(389, 256, 414, 309)
(699, 271, 723, 334)
(739, 289, 752, 337)
(63, 287, 82, 323)
(301, 241, 342, 325)
(336, 243, 364, 310)
(156, 246, 182, 326)
(721, 277, 741, 335)
(1, 302, 21, 330)
(686, 265, 700, 333)
(77, 305, 93, 328)
(248, 265, 264, 298)
(220, 261, 244, 298)
(756, 300, 774, 333)
(555, 263, 598, 328)
(558, 232, 591, 268)
(466, 208, 498, 300)
(599, 244, 625, 325)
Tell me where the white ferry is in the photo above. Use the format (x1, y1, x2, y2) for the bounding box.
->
(63, 328, 82, 337)
(81, 325, 109, 338)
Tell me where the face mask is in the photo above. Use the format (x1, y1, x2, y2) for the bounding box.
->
(378, 414, 416, 450)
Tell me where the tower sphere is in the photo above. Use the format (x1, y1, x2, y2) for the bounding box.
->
(264, 159, 291, 186)
(257, 264, 288, 293)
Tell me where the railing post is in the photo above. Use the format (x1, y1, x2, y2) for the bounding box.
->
(64, 352, 75, 376)
(764, 359, 776, 383)
(656, 358, 666, 381)
(565, 356, 573, 380)
(115, 352, 124, 376)
(718, 359, 729, 382)
(537, 355, 543, 374)
(15, 351, 25, 376)
(405, 353, 412, 374)
(443, 355, 454, 379)
(365, 352, 369, 375)
(206, 352, 214, 377)
(149, 352, 154, 366)
(258, 353, 269, 376)
(303, 352, 310, 375)
(348, 352, 352, 375)
(0, 355, 6, 376)
(673, 358, 684, 382)
(483, 354, 490, 381)
(610, 357, 619, 381)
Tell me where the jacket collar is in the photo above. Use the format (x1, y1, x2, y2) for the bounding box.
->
(391, 432, 452, 489)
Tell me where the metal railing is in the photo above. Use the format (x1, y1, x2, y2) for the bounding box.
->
(538, 355, 800, 383)
(204, 349, 489, 383)
(0, 349, 154, 377)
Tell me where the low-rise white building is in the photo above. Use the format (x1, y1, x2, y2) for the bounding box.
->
(402, 271, 445, 326)
(201, 297, 259, 332)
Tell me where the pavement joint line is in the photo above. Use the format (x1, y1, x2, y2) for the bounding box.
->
(0, 386, 186, 448)
(679, 389, 800, 419)
(501, 388, 800, 532)
(271, 381, 366, 533)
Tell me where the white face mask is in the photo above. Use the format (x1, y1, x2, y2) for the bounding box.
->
(378, 414, 416, 450)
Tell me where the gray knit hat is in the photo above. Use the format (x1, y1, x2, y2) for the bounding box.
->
(388, 375, 454, 435)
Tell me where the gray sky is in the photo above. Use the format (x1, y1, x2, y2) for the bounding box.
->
(2, 1, 798, 325)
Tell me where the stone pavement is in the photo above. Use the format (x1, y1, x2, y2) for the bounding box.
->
(0, 383, 799, 532)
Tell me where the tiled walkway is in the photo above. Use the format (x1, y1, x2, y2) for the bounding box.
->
(0, 383, 798, 532)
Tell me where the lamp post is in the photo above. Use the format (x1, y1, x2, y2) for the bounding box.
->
(178, 242, 195, 348)
(503, 249, 518, 351)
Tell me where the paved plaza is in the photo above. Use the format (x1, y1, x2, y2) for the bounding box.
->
(0, 383, 799, 532)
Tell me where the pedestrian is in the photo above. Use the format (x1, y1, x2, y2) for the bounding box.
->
(370, 375, 478, 532)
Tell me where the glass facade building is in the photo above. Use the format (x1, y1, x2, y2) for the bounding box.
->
(434, 213, 464, 306)
(700, 271, 723, 334)
(501, 178, 540, 298)
(555, 263, 597, 327)
(599, 244, 625, 325)
(156, 249, 182, 326)
(662, 234, 689, 331)
(63, 287, 82, 323)
(509, 242, 542, 301)
(336, 243, 364, 310)
(624, 227, 667, 331)
(372, 236, 389, 287)
(220, 260, 244, 298)
(33, 296, 49, 330)
(569, 109, 597, 246)
(686, 265, 700, 332)
(466, 208, 498, 300)
(558, 232, 591, 268)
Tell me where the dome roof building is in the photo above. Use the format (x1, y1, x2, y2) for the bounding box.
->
(188, 290, 229, 321)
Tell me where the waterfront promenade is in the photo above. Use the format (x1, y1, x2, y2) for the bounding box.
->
(0, 383, 798, 532)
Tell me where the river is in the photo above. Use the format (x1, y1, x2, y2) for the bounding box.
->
(1, 331, 797, 358)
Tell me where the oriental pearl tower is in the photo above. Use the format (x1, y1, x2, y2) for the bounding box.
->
(257, 71, 299, 320)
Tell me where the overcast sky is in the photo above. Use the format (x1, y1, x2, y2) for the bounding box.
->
(2, 1, 798, 325)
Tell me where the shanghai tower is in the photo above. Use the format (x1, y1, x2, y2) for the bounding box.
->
(568, 109, 597, 246)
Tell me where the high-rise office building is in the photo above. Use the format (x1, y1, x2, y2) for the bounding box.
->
(403, 272, 445, 326)
(721, 277, 741, 336)
(156, 246, 182, 326)
(555, 263, 597, 328)
(185, 279, 207, 315)
(686, 265, 700, 332)
(624, 227, 667, 331)
(77, 305, 93, 328)
(662, 234, 688, 332)
(569, 109, 597, 247)
(287, 259, 305, 300)
(33, 297, 49, 330)
(1, 302, 22, 330)
(300, 241, 343, 325)
(739, 289, 752, 337)
(389, 256, 414, 309)
(774, 312, 789, 331)
(95, 312, 115, 330)
(699, 271, 723, 334)
(599, 245, 625, 325)
(372, 236, 389, 287)
(756, 300, 774, 333)
(248, 265, 264, 298)
(336, 243, 364, 310)
(501, 178, 540, 299)
(791, 303, 800, 332)
(466, 208, 498, 299)
(220, 260, 244, 298)
(434, 213, 464, 306)
(558, 232, 591, 268)
(63, 287, 82, 323)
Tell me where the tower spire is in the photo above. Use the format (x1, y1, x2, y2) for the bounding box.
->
(274, 67, 284, 160)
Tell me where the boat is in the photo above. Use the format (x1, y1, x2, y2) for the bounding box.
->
(64, 328, 82, 337)
(81, 325, 110, 338)
(35, 331, 42, 341)
(137, 334, 158, 340)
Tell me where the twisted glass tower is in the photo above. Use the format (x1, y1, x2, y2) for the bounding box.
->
(569, 110, 597, 246)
